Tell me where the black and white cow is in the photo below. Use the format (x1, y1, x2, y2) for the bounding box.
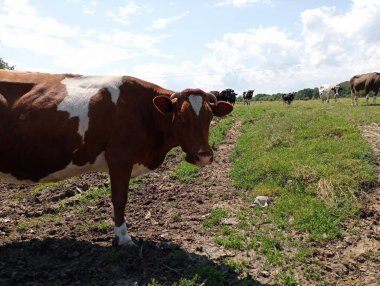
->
(319, 84, 342, 103)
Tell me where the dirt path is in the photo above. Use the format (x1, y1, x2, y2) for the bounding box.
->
(130, 120, 243, 252)
(314, 124, 380, 286)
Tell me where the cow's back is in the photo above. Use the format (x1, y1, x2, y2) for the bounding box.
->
(351, 72, 380, 92)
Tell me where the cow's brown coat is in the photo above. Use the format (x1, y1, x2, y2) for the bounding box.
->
(350, 72, 380, 105)
(0, 70, 233, 244)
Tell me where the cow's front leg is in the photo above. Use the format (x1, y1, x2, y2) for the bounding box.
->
(108, 164, 135, 247)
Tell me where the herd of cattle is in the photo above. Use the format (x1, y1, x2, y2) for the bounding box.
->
(209, 71, 380, 106)
(0, 69, 379, 246)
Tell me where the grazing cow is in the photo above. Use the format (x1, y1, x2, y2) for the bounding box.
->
(0, 70, 233, 246)
(282, 92, 295, 104)
(350, 72, 380, 106)
(242, 90, 254, 105)
(319, 84, 343, 103)
(217, 89, 237, 105)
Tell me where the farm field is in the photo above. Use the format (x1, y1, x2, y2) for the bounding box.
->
(1, 98, 380, 286)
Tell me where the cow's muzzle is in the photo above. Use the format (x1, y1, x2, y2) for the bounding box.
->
(185, 149, 213, 167)
(195, 150, 213, 167)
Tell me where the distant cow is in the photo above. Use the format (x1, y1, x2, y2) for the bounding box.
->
(216, 89, 237, 105)
(282, 92, 295, 104)
(242, 90, 254, 105)
(0, 70, 233, 246)
(350, 72, 380, 106)
(319, 84, 343, 103)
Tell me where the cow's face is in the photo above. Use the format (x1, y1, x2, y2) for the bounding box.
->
(332, 86, 343, 96)
(153, 89, 233, 166)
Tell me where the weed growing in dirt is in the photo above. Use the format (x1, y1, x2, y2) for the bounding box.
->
(170, 162, 199, 183)
(90, 221, 112, 233)
(16, 220, 27, 232)
(31, 181, 66, 196)
(78, 185, 109, 205)
(203, 208, 229, 227)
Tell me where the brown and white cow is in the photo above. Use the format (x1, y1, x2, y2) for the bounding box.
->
(350, 72, 380, 106)
(0, 70, 233, 246)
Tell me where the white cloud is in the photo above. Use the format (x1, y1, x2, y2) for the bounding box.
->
(152, 12, 189, 30)
(132, 1, 380, 94)
(0, 0, 164, 73)
(106, 0, 142, 25)
(300, 0, 380, 75)
(0, 0, 79, 37)
(83, 1, 97, 15)
(216, 0, 273, 7)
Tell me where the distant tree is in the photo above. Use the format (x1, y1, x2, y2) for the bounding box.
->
(0, 57, 15, 70)
(295, 88, 314, 100)
(312, 88, 319, 99)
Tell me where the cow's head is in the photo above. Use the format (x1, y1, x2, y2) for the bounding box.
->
(332, 85, 343, 96)
(153, 89, 233, 166)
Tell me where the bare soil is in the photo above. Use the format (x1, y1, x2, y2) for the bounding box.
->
(1, 121, 379, 286)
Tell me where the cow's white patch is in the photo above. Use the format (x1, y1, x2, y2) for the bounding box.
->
(131, 164, 151, 178)
(114, 222, 135, 246)
(59, 76, 123, 138)
(188, 94, 203, 116)
(40, 152, 108, 183)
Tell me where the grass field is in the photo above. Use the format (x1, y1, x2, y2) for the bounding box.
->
(201, 98, 380, 284)
(3, 97, 380, 286)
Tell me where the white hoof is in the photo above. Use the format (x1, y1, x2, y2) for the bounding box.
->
(114, 222, 136, 247)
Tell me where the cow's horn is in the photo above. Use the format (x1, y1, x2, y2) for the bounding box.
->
(170, 92, 181, 100)
(207, 92, 217, 104)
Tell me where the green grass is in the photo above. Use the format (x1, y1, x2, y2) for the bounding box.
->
(90, 221, 112, 233)
(231, 99, 378, 241)
(31, 179, 74, 196)
(203, 99, 380, 283)
(203, 208, 229, 227)
(78, 185, 110, 205)
(16, 220, 28, 232)
(170, 161, 200, 183)
(209, 116, 235, 151)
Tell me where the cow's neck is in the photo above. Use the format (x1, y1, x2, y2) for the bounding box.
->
(143, 110, 178, 170)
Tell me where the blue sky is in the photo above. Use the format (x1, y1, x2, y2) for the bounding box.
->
(1, 0, 379, 94)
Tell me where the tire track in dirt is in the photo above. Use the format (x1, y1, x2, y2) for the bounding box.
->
(314, 124, 380, 286)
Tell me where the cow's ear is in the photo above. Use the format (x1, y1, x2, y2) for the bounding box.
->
(153, 96, 173, 114)
(212, 101, 233, 117)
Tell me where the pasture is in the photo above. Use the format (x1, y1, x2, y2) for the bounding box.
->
(1, 98, 379, 285)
